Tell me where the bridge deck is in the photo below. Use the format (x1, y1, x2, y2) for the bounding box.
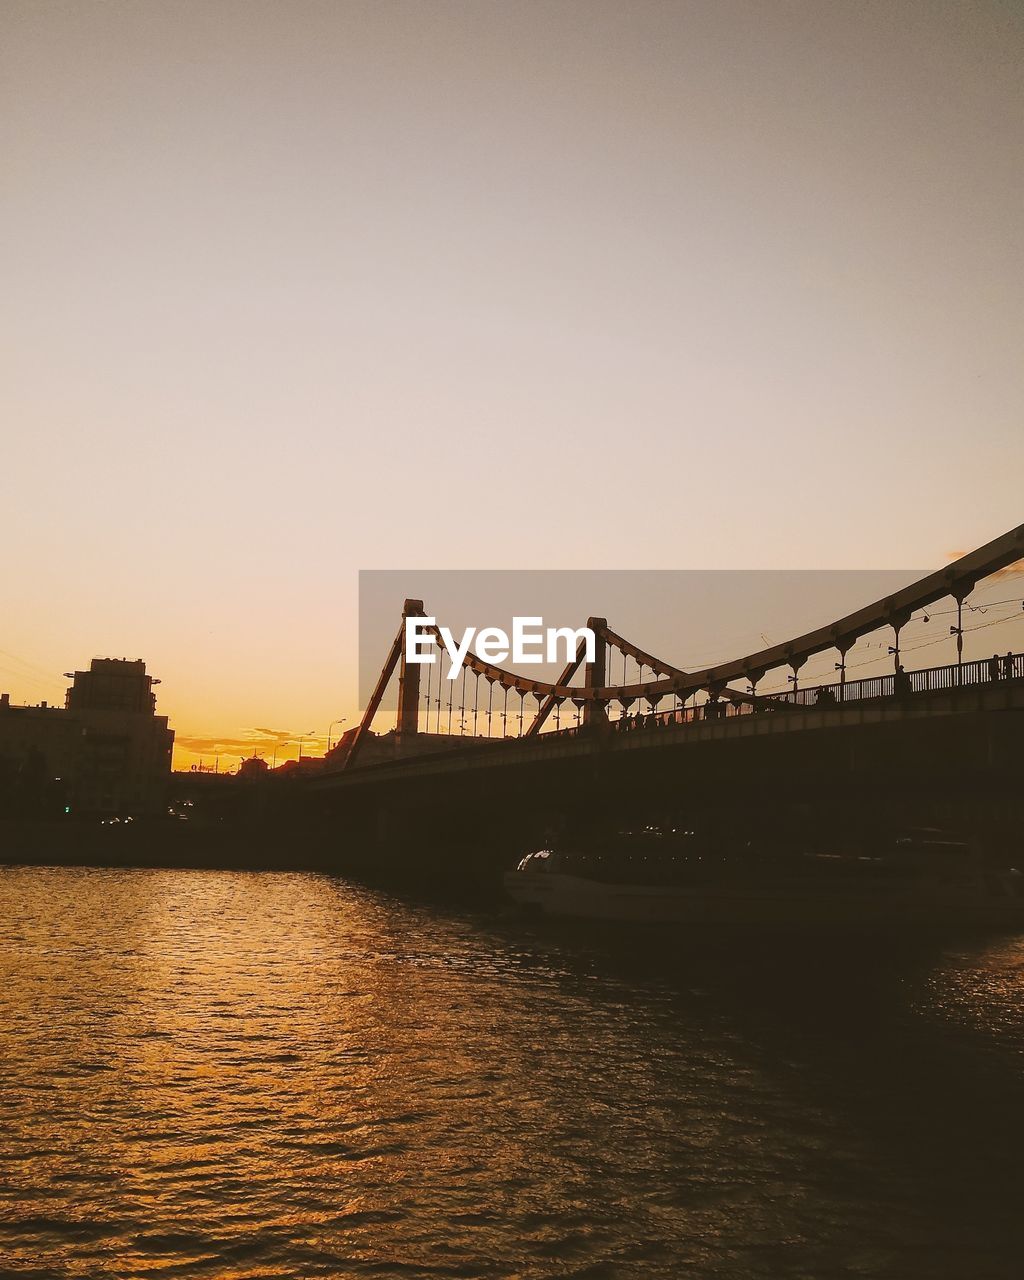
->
(315, 653, 1024, 790)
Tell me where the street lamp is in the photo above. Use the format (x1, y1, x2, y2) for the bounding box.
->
(296, 730, 316, 761)
(326, 718, 347, 751)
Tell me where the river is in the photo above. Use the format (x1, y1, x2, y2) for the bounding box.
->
(1, 864, 1022, 1278)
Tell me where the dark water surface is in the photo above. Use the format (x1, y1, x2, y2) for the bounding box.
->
(1, 865, 1023, 1279)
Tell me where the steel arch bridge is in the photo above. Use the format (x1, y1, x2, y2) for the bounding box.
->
(339, 522, 1024, 773)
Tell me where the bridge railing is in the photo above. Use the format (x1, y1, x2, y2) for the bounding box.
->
(621, 650, 1023, 732)
(536, 650, 1018, 740)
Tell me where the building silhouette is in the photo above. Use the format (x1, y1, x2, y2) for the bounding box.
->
(0, 658, 173, 817)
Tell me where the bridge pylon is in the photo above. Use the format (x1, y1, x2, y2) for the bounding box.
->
(583, 616, 608, 728)
(396, 598, 424, 737)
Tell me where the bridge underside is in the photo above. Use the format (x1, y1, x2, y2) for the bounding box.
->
(298, 683, 1024, 875)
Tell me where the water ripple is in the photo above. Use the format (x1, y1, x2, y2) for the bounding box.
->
(1, 865, 1023, 1277)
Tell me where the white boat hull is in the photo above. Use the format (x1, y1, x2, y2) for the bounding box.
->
(503, 869, 1024, 929)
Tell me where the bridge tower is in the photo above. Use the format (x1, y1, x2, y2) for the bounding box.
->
(396, 598, 424, 737)
(583, 616, 608, 728)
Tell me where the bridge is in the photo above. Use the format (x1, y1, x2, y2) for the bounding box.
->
(297, 524, 1024, 865)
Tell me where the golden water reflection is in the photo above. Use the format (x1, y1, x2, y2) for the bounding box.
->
(2, 866, 1023, 1278)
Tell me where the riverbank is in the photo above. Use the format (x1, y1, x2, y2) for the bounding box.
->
(0, 817, 515, 897)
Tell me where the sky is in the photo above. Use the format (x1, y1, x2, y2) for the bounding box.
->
(2, 0, 1022, 768)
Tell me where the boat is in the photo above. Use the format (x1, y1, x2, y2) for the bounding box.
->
(502, 828, 1024, 929)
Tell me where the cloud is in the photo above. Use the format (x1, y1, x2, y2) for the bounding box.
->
(174, 725, 331, 761)
(174, 734, 272, 755)
(989, 558, 1024, 583)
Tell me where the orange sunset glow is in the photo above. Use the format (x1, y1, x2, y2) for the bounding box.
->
(3, 2, 1023, 773)
(4, 6, 1024, 1280)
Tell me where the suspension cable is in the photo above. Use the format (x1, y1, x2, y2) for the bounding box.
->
(446, 669, 454, 735)
(424, 645, 432, 732)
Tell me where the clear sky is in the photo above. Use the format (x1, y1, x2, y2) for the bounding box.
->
(2, 1, 1022, 768)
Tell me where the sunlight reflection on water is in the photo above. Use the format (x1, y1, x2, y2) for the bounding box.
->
(1, 865, 1023, 1279)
